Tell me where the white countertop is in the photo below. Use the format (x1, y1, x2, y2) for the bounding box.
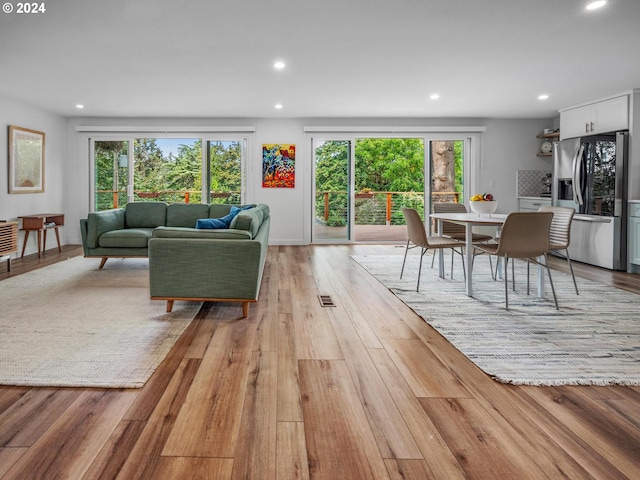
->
(518, 196, 552, 200)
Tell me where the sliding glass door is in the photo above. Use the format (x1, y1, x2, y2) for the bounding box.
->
(313, 139, 351, 242)
(311, 132, 477, 243)
(353, 137, 424, 242)
(312, 136, 426, 243)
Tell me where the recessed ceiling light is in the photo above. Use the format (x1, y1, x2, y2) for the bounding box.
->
(586, 1, 607, 10)
(538, 94, 549, 100)
(274, 61, 285, 70)
(76, 104, 84, 109)
(430, 93, 440, 100)
(275, 104, 283, 109)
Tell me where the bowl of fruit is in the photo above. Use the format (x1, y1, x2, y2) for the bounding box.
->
(469, 193, 497, 215)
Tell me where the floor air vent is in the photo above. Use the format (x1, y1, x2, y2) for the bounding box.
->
(318, 295, 336, 307)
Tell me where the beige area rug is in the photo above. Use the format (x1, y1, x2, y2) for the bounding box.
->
(352, 254, 640, 386)
(0, 257, 201, 388)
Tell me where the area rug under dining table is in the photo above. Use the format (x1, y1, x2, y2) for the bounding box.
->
(352, 254, 640, 386)
(0, 257, 201, 388)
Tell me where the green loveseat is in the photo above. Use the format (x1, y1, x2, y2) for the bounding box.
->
(80, 202, 270, 316)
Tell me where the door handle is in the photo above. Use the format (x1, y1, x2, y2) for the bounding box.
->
(574, 215, 612, 223)
(573, 144, 585, 206)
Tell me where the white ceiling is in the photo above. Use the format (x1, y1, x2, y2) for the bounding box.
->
(1, 0, 639, 119)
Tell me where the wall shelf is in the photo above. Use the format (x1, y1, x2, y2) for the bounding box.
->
(537, 131, 559, 157)
(536, 132, 560, 139)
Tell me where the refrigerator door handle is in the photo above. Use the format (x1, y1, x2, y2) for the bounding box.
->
(574, 214, 612, 223)
(573, 144, 585, 206)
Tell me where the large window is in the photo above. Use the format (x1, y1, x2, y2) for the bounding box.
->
(135, 138, 200, 203)
(91, 135, 247, 210)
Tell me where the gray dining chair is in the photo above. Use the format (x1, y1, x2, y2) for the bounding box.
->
(401, 208, 465, 292)
(538, 206, 579, 294)
(473, 212, 558, 310)
(431, 202, 495, 275)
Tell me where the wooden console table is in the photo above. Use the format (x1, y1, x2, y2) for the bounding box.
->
(0, 221, 19, 271)
(18, 213, 64, 258)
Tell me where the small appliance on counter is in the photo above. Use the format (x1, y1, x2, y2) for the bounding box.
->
(540, 172, 552, 197)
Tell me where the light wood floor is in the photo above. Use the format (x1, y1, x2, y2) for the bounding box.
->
(1, 245, 639, 479)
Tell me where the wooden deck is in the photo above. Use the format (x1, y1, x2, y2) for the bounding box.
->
(315, 224, 408, 242)
(314, 222, 484, 243)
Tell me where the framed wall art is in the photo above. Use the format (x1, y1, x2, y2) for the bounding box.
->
(262, 143, 295, 188)
(8, 125, 45, 194)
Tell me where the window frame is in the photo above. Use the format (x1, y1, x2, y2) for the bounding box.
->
(86, 129, 253, 211)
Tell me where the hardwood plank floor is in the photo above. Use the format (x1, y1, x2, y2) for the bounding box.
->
(1, 244, 639, 479)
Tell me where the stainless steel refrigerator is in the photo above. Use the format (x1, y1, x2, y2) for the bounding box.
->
(552, 131, 628, 270)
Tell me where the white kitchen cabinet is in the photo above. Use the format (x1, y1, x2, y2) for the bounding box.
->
(560, 95, 629, 140)
(518, 197, 551, 212)
(629, 202, 640, 267)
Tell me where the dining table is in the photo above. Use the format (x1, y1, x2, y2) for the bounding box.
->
(429, 211, 546, 298)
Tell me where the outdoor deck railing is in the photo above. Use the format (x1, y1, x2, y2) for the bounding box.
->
(97, 190, 241, 209)
(97, 189, 462, 225)
(316, 191, 460, 225)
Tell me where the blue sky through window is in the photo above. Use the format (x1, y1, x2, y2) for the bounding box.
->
(155, 138, 198, 158)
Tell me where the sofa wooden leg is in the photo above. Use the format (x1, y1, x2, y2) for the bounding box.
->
(242, 302, 249, 318)
(99, 257, 108, 269)
(166, 300, 174, 313)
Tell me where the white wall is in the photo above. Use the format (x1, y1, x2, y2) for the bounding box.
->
(2, 110, 554, 249)
(0, 96, 67, 257)
(480, 118, 557, 213)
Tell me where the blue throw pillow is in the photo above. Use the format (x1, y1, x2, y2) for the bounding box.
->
(196, 212, 235, 229)
(196, 217, 229, 229)
(196, 205, 254, 230)
(230, 205, 253, 215)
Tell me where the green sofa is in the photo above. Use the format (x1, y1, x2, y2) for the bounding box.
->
(80, 202, 270, 316)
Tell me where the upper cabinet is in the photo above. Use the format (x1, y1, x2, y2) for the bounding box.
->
(560, 94, 629, 139)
